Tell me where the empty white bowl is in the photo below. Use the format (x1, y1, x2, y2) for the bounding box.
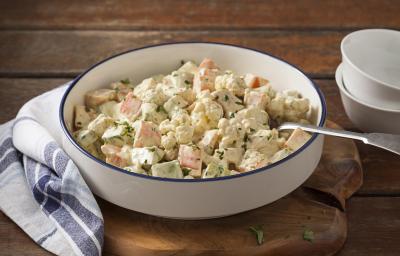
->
(341, 29, 400, 110)
(336, 63, 400, 134)
(60, 42, 327, 219)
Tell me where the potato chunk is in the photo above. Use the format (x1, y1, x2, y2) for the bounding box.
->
(85, 89, 116, 108)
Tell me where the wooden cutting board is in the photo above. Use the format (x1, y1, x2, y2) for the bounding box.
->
(98, 120, 363, 256)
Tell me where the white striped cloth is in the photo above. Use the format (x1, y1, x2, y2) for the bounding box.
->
(0, 84, 104, 256)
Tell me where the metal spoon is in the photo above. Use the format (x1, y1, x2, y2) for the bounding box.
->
(278, 122, 400, 155)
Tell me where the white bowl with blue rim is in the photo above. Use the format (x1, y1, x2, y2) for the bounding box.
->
(341, 29, 400, 110)
(60, 42, 327, 219)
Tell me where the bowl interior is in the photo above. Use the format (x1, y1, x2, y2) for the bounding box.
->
(63, 43, 325, 135)
(341, 29, 400, 89)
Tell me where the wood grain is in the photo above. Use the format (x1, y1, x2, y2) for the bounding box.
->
(0, 31, 343, 77)
(1, 0, 400, 30)
(3, 197, 400, 256)
(0, 78, 68, 123)
(338, 197, 400, 256)
(100, 194, 346, 256)
(0, 212, 52, 256)
(304, 122, 362, 209)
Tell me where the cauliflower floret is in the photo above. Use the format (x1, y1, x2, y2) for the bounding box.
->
(235, 107, 270, 132)
(215, 72, 247, 97)
(163, 95, 188, 114)
(141, 102, 168, 124)
(87, 114, 114, 136)
(191, 97, 223, 135)
(134, 78, 167, 105)
(212, 89, 244, 116)
(246, 129, 285, 158)
(267, 90, 310, 123)
(159, 110, 191, 135)
(217, 118, 246, 148)
(161, 131, 177, 150)
(175, 125, 194, 144)
(239, 150, 269, 172)
(133, 77, 157, 98)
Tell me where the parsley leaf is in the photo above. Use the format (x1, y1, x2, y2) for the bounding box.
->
(224, 94, 229, 101)
(249, 226, 264, 245)
(182, 168, 191, 176)
(303, 228, 314, 242)
(120, 78, 130, 84)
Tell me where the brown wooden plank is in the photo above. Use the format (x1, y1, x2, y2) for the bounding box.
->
(0, 30, 343, 77)
(337, 197, 400, 256)
(2, 198, 400, 256)
(315, 80, 400, 196)
(0, 211, 52, 256)
(1, 0, 400, 30)
(0, 78, 68, 123)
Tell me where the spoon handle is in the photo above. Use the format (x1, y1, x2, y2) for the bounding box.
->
(278, 122, 400, 155)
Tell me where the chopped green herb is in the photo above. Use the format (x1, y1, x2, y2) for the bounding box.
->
(182, 168, 191, 176)
(250, 128, 256, 133)
(217, 165, 225, 174)
(303, 229, 314, 242)
(224, 95, 229, 101)
(144, 159, 148, 164)
(173, 73, 179, 77)
(180, 60, 185, 65)
(216, 150, 224, 160)
(156, 105, 166, 113)
(149, 147, 156, 152)
(76, 122, 82, 126)
(184, 80, 190, 85)
(235, 101, 243, 105)
(232, 140, 236, 145)
(120, 78, 130, 84)
(229, 112, 235, 118)
(215, 95, 219, 100)
(249, 226, 264, 245)
(114, 87, 120, 93)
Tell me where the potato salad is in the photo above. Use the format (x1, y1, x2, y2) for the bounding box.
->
(73, 58, 313, 179)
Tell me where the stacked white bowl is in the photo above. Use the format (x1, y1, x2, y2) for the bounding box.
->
(336, 29, 400, 134)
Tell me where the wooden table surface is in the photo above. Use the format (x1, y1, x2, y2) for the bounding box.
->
(0, 1, 399, 255)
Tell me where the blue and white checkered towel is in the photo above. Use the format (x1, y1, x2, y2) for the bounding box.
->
(0, 84, 104, 256)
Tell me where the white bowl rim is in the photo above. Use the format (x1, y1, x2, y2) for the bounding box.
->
(340, 28, 400, 91)
(336, 62, 400, 113)
(59, 41, 327, 183)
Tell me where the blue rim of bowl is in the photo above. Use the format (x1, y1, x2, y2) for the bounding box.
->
(59, 41, 327, 183)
